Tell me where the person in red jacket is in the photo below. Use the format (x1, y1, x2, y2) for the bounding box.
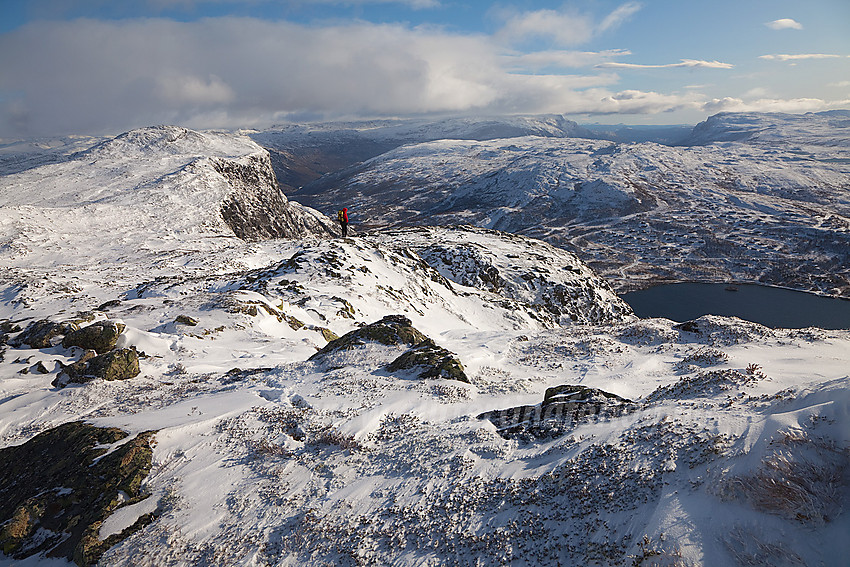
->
(337, 207, 349, 237)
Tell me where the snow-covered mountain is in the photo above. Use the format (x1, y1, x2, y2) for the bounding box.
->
(286, 112, 850, 297)
(249, 114, 597, 193)
(1, 123, 849, 567)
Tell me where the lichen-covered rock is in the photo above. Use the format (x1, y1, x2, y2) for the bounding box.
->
(479, 385, 636, 441)
(317, 327, 339, 342)
(0, 422, 157, 566)
(174, 315, 199, 326)
(54, 348, 140, 387)
(387, 338, 469, 382)
(1, 320, 22, 336)
(62, 320, 126, 354)
(10, 319, 78, 349)
(309, 315, 428, 361)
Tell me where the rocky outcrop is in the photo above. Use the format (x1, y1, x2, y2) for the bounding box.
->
(478, 385, 637, 441)
(388, 226, 635, 325)
(387, 338, 468, 382)
(308, 315, 468, 381)
(309, 315, 429, 361)
(0, 422, 157, 566)
(62, 320, 125, 354)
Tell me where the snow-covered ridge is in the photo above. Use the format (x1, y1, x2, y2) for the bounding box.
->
(0, 126, 335, 274)
(683, 110, 850, 146)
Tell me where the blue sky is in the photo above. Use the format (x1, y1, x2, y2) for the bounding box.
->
(0, 0, 848, 138)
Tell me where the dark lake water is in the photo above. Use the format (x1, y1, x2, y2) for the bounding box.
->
(621, 283, 850, 330)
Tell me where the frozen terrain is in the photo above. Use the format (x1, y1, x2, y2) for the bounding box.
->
(283, 111, 850, 296)
(1, 124, 849, 567)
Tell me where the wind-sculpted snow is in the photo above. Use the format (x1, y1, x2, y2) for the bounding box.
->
(292, 114, 850, 296)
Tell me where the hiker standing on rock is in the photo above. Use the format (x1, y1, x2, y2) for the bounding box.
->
(337, 207, 349, 237)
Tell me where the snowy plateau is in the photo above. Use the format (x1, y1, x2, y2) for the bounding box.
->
(0, 113, 847, 567)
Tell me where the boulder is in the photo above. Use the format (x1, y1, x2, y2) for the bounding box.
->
(54, 348, 140, 387)
(0, 422, 156, 566)
(11, 319, 78, 349)
(62, 321, 125, 354)
(387, 339, 469, 382)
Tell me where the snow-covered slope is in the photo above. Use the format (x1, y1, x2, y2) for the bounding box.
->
(1, 123, 848, 567)
(291, 113, 850, 296)
(683, 110, 850, 146)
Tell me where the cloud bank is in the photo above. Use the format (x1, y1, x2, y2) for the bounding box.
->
(0, 11, 846, 138)
(0, 16, 699, 137)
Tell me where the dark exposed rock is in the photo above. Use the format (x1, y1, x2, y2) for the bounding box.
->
(10, 319, 78, 349)
(309, 315, 428, 361)
(214, 154, 337, 241)
(96, 299, 122, 311)
(1, 320, 22, 335)
(387, 338, 469, 382)
(174, 315, 199, 326)
(478, 385, 637, 441)
(54, 348, 140, 387)
(62, 320, 125, 354)
(0, 421, 157, 566)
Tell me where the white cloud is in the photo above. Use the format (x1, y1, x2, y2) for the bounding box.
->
(765, 18, 803, 30)
(497, 9, 595, 46)
(598, 2, 642, 33)
(505, 49, 631, 71)
(156, 74, 236, 105)
(597, 59, 734, 70)
(4, 17, 698, 137)
(496, 2, 642, 47)
(759, 53, 843, 61)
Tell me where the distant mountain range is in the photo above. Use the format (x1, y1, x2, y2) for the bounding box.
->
(252, 111, 850, 297)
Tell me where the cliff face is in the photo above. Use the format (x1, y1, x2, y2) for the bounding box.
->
(213, 153, 336, 241)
